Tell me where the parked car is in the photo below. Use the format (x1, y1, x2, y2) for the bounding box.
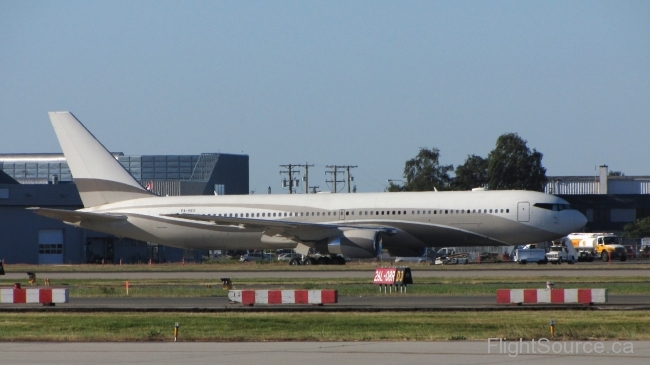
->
(278, 253, 302, 261)
(394, 256, 427, 264)
(240, 252, 269, 262)
(639, 246, 650, 259)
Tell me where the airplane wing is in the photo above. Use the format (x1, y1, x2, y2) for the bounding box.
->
(161, 213, 397, 241)
(29, 207, 128, 224)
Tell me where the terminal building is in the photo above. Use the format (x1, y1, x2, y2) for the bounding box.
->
(0, 152, 248, 265)
(545, 165, 650, 233)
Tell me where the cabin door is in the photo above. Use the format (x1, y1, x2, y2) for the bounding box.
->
(517, 202, 530, 222)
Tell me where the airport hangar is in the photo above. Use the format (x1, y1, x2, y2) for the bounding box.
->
(2, 156, 650, 265)
(0, 152, 248, 264)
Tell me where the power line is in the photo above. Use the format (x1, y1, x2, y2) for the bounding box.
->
(279, 164, 301, 194)
(325, 165, 357, 193)
(279, 163, 314, 194)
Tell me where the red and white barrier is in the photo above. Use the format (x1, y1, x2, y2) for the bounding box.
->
(228, 290, 338, 305)
(497, 289, 607, 304)
(0, 288, 69, 304)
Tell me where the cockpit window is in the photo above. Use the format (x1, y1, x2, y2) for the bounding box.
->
(533, 203, 572, 211)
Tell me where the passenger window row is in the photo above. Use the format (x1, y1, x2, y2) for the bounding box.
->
(202, 208, 509, 218)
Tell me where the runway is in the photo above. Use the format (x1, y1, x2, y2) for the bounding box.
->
(1, 342, 649, 365)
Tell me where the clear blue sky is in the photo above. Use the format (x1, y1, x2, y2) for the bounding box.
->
(1, 1, 649, 193)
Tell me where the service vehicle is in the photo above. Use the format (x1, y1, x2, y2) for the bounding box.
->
(546, 239, 578, 264)
(434, 247, 469, 264)
(567, 233, 627, 262)
(513, 244, 548, 264)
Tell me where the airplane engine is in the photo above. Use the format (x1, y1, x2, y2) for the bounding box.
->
(324, 229, 382, 258)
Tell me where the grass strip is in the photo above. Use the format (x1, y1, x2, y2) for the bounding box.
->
(1, 311, 650, 341)
(5, 261, 650, 272)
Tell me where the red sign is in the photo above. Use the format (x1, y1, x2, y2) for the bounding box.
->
(374, 268, 397, 285)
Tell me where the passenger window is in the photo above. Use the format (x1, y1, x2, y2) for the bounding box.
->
(346, 211, 349, 215)
(434, 210, 437, 214)
(417, 210, 420, 214)
(397, 211, 401, 215)
(445, 210, 448, 214)
(506, 209, 509, 213)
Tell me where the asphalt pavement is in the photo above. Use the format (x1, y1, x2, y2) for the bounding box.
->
(2, 341, 649, 365)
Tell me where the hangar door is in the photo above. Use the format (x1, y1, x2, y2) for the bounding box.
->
(38, 229, 64, 264)
(517, 202, 530, 222)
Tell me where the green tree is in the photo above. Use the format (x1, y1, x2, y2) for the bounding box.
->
(452, 154, 488, 190)
(487, 133, 547, 191)
(386, 182, 406, 192)
(400, 147, 454, 191)
(623, 217, 650, 238)
(609, 171, 624, 177)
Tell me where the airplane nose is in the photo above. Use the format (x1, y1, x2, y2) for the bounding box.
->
(573, 210, 587, 230)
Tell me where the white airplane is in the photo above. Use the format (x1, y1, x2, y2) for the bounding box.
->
(32, 112, 587, 264)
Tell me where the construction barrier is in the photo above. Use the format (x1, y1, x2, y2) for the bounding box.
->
(228, 290, 338, 305)
(0, 286, 69, 305)
(497, 288, 607, 305)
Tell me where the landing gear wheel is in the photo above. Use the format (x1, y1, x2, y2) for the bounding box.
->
(317, 256, 331, 265)
(332, 256, 346, 265)
(289, 259, 301, 266)
(302, 258, 315, 265)
(621, 256, 627, 262)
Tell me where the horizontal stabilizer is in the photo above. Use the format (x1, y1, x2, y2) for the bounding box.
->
(29, 207, 127, 224)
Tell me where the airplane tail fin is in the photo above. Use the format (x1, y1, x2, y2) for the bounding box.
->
(48, 111, 155, 207)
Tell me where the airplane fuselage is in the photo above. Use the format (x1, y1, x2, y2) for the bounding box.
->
(76, 189, 586, 252)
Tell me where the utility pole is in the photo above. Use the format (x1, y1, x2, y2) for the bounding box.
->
(326, 165, 356, 193)
(296, 163, 314, 194)
(325, 165, 343, 193)
(346, 165, 357, 193)
(279, 164, 301, 194)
